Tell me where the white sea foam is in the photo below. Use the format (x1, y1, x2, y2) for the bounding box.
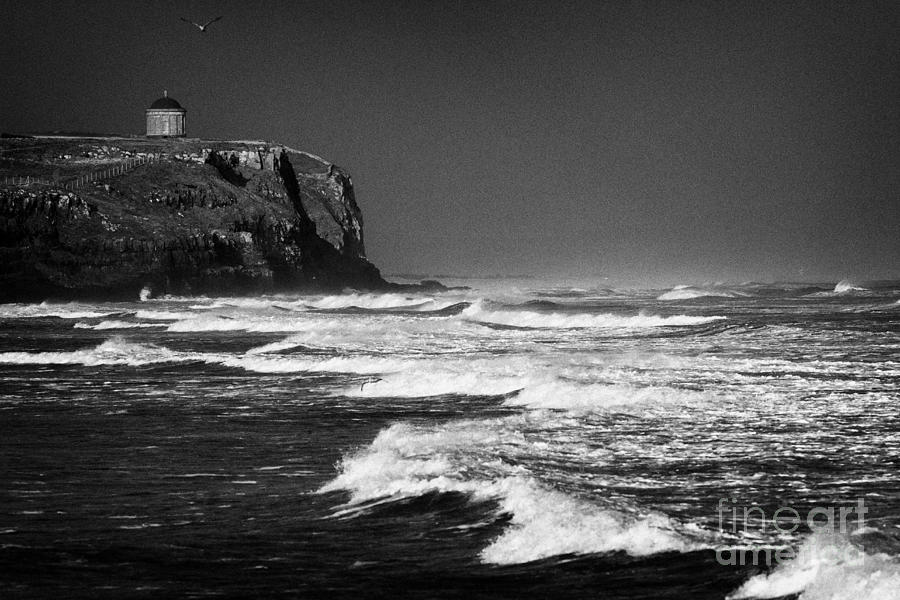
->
(164, 313, 312, 333)
(807, 280, 873, 298)
(319, 422, 518, 501)
(244, 339, 308, 355)
(340, 356, 535, 397)
(182, 316, 478, 354)
(344, 368, 526, 397)
(657, 287, 742, 301)
(0, 334, 410, 375)
(833, 280, 868, 294)
(134, 310, 197, 320)
(74, 320, 164, 330)
(221, 354, 412, 375)
(729, 532, 900, 600)
(302, 293, 459, 311)
(163, 312, 427, 335)
(481, 479, 692, 564)
(461, 302, 725, 329)
(0, 337, 190, 366)
(320, 422, 694, 564)
(203, 297, 289, 309)
(0, 302, 118, 319)
(507, 382, 712, 412)
(341, 353, 729, 403)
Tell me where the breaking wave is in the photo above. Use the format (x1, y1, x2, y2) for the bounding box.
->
(340, 353, 726, 406)
(341, 358, 528, 397)
(134, 309, 197, 320)
(806, 280, 874, 298)
(164, 314, 311, 333)
(0, 302, 119, 319)
(221, 354, 413, 375)
(0, 336, 417, 376)
(833, 280, 868, 294)
(657, 286, 744, 301)
(507, 382, 716, 412)
(344, 371, 518, 397)
(74, 320, 165, 330)
(0, 337, 190, 366)
(302, 293, 462, 312)
(480, 480, 693, 564)
(319, 422, 696, 564)
(729, 532, 900, 600)
(461, 301, 725, 329)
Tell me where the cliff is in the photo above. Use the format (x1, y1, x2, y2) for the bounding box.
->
(0, 136, 392, 301)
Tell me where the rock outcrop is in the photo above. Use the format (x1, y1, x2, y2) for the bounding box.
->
(0, 137, 388, 301)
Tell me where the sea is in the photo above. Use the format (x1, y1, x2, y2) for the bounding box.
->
(1, 278, 899, 599)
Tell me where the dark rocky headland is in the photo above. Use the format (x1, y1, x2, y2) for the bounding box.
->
(0, 136, 436, 301)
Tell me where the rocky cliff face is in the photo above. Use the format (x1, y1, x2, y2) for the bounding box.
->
(0, 137, 386, 301)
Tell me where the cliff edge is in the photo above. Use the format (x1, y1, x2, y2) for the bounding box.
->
(0, 136, 392, 301)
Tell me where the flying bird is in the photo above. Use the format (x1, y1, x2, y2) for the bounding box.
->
(180, 16, 222, 32)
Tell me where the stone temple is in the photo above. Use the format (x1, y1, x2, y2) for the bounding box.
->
(146, 91, 186, 137)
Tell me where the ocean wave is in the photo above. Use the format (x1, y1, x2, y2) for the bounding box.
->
(0, 337, 191, 366)
(480, 479, 692, 564)
(302, 293, 461, 312)
(0, 334, 413, 376)
(74, 320, 165, 330)
(177, 317, 482, 355)
(657, 287, 743, 301)
(805, 280, 874, 298)
(0, 302, 119, 319)
(319, 422, 695, 564)
(340, 353, 731, 403)
(729, 532, 900, 600)
(203, 297, 292, 309)
(162, 312, 465, 336)
(461, 302, 725, 329)
(507, 382, 714, 412)
(833, 280, 868, 294)
(244, 338, 309, 355)
(133, 309, 197, 320)
(341, 362, 527, 397)
(164, 314, 310, 333)
(221, 354, 412, 375)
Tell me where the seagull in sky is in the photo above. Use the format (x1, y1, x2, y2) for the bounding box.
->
(180, 16, 222, 32)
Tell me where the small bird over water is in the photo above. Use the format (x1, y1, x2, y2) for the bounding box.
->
(180, 16, 222, 32)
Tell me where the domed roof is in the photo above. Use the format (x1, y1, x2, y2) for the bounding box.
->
(149, 95, 184, 110)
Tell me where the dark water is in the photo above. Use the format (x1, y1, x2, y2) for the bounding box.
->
(1, 281, 899, 598)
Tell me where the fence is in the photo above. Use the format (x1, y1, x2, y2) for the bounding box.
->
(1, 155, 158, 190)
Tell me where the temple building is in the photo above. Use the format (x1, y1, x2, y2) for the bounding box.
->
(146, 91, 186, 137)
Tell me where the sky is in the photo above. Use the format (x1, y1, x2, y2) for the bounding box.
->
(2, 0, 898, 285)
